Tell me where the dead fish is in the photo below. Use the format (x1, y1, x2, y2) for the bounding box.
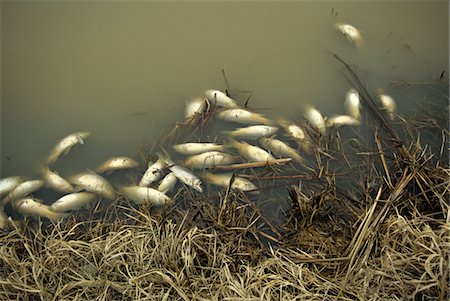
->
(304, 105, 326, 135)
(139, 159, 165, 187)
(96, 156, 140, 174)
(205, 89, 239, 109)
(68, 171, 116, 200)
(278, 118, 313, 154)
(326, 115, 361, 127)
(229, 139, 275, 162)
(377, 90, 397, 120)
(217, 108, 272, 125)
(121, 186, 171, 206)
(158, 153, 203, 192)
(41, 166, 75, 193)
(0, 176, 24, 198)
(344, 88, 361, 120)
(184, 97, 208, 122)
(223, 125, 278, 140)
(50, 192, 97, 213)
(172, 142, 229, 156)
(203, 172, 258, 194)
(258, 137, 305, 163)
(184, 151, 239, 169)
(4, 179, 44, 204)
(335, 22, 364, 48)
(46, 131, 90, 165)
(157, 172, 177, 194)
(14, 198, 69, 221)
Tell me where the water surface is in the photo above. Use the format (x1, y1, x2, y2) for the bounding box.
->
(1, 1, 448, 178)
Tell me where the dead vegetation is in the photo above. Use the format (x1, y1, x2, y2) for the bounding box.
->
(0, 56, 448, 300)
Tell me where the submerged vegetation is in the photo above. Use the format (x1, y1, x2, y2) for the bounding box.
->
(0, 54, 449, 300)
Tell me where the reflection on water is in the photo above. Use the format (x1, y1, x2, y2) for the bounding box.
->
(1, 1, 448, 178)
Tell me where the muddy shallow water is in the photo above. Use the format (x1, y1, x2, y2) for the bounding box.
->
(1, 1, 448, 178)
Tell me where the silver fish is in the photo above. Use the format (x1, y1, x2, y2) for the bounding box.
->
(172, 142, 229, 156)
(41, 166, 75, 193)
(217, 108, 272, 125)
(0, 176, 24, 198)
(68, 171, 116, 200)
(229, 139, 275, 162)
(121, 186, 171, 206)
(203, 172, 258, 194)
(223, 125, 278, 140)
(335, 23, 364, 48)
(344, 88, 361, 120)
(326, 115, 361, 127)
(14, 198, 69, 221)
(184, 151, 238, 169)
(96, 156, 140, 174)
(184, 97, 208, 122)
(258, 137, 304, 163)
(50, 192, 97, 213)
(304, 105, 326, 135)
(205, 90, 239, 109)
(4, 179, 44, 204)
(139, 159, 166, 187)
(157, 172, 177, 194)
(378, 91, 397, 121)
(46, 131, 90, 165)
(158, 153, 203, 192)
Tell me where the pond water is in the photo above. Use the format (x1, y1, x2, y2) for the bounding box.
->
(1, 1, 448, 181)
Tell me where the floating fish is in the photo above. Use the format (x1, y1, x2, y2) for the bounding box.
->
(121, 186, 171, 206)
(326, 115, 361, 127)
(41, 166, 75, 193)
(157, 172, 177, 194)
(378, 91, 397, 121)
(0, 176, 24, 198)
(223, 125, 278, 140)
(184, 151, 238, 169)
(229, 139, 275, 162)
(258, 137, 305, 163)
(139, 159, 166, 187)
(217, 108, 272, 125)
(158, 153, 203, 192)
(14, 198, 69, 221)
(344, 88, 361, 120)
(173, 142, 229, 156)
(184, 97, 208, 122)
(335, 23, 364, 48)
(50, 192, 97, 213)
(4, 179, 44, 204)
(278, 119, 313, 154)
(68, 171, 116, 200)
(304, 105, 326, 135)
(203, 172, 258, 193)
(205, 89, 239, 109)
(46, 131, 90, 165)
(96, 156, 140, 174)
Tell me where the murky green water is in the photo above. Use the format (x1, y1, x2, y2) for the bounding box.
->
(1, 1, 448, 178)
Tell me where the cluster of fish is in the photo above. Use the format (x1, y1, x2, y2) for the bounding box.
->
(0, 86, 397, 228)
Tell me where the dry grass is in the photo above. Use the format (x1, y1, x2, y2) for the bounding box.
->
(1, 58, 448, 300)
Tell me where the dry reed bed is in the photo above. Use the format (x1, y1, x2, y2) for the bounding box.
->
(0, 57, 449, 300)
